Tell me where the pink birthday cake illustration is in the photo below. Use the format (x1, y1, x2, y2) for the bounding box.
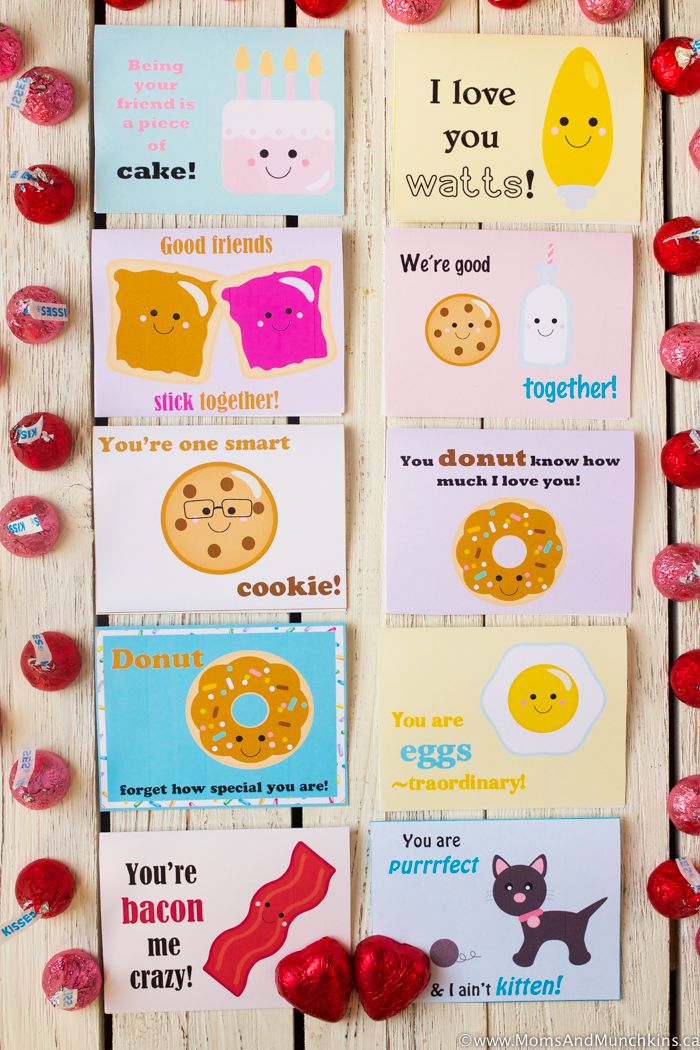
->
(222, 47, 335, 197)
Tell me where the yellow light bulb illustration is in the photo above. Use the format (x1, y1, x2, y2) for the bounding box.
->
(542, 47, 613, 211)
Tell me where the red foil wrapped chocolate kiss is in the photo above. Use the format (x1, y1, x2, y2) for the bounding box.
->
(0, 496, 61, 558)
(652, 544, 700, 601)
(577, 0, 632, 22)
(671, 649, 700, 707)
(10, 413, 73, 471)
(0, 24, 23, 82)
(14, 66, 74, 126)
(13, 165, 75, 225)
(20, 632, 82, 691)
(653, 218, 700, 276)
(9, 750, 71, 810)
(651, 38, 700, 96)
(6, 286, 68, 344)
(42, 950, 102, 1011)
(668, 776, 700, 835)
(647, 859, 700, 919)
(382, 0, 442, 24)
(15, 858, 76, 920)
(659, 323, 700, 380)
(296, 0, 349, 16)
(661, 429, 700, 488)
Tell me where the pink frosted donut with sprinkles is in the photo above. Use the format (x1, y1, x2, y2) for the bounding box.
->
(186, 651, 313, 769)
(454, 499, 565, 604)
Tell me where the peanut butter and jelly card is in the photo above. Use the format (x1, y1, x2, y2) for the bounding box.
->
(385, 428, 634, 616)
(378, 627, 627, 812)
(392, 34, 643, 224)
(94, 26, 344, 215)
(92, 227, 344, 418)
(371, 818, 620, 1003)
(99, 827, 350, 1012)
(93, 424, 346, 613)
(96, 624, 347, 810)
(384, 228, 632, 420)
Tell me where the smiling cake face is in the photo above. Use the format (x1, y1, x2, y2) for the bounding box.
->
(113, 268, 218, 379)
(425, 293, 500, 366)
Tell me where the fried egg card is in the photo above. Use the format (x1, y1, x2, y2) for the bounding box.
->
(384, 229, 632, 420)
(385, 428, 634, 616)
(94, 27, 344, 216)
(99, 827, 350, 1012)
(378, 627, 627, 812)
(93, 424, 346, 613)
(96, 625, 347, 811)
(371, 819, 620, 1003)
(392, 34, 643, 224)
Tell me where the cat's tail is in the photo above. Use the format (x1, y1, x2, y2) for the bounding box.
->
(578, 897, 607, 922)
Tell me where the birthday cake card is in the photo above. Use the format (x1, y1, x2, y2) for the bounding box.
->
(94, 27, 345, 216)
(384, 229, 633, 420)
(92, 227, 344, 418)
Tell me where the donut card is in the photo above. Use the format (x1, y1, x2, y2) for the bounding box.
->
(94, 27, 345, 216)
(93, 424, 346, 613)
(385, 428, 634, 616)
(378, 627, 627, 811)
(392, 34, 643, 224)
(371, 818, 620, 1003)
(99, 827, 350, 1012)
(384, 229, 632, 420)
(96, 624, 347, 810)
(92, 227, 344, 418)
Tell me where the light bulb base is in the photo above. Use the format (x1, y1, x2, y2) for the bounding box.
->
(556, 184, 597, 210)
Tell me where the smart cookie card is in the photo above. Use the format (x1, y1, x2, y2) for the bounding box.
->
(392, 34, 643, 224)
(96, 624, 347, 810)
(93, 424, 346, 613)
(384, 229, 632, 420)
(99, 827, 350, 1012)
(385, 428, 634, 616)
(92, 228, 344, 418)
(371, 819, 620, 1003)
(378, 627, 627, 811)
(94, 27, 344, 215)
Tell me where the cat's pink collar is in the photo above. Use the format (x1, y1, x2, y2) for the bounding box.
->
(518, 908, 544, 927)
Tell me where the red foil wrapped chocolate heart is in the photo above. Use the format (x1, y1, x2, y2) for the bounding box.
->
(354, 935, 431, 1021)
(275, 936, 353, 1021)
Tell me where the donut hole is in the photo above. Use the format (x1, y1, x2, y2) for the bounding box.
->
(231, 691, 269, 728)
(491, 535, 528, 569)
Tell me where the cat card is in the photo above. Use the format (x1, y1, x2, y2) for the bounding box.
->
(371, 818, 620, 1003)
(385, 428, 634, 616)
(94, 27, 345, 216)
(384, 229, 632, 420)
(378, 627, 627, 811)
(96, 624, 347, 810)
(392, 34, 644, 224)
(93, 424, 346, 614)
(99, 827, 350, 1012)
(92, 228, 344, 418)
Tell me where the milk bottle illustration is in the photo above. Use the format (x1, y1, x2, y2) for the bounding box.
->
(520, 244, 571, 367)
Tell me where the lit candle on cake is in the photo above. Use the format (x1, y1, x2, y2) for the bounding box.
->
(260, 50, 274, 100)
(308, 52, 322, 101)
(284, 47, 298, 100)
(234, 46, 249, 100)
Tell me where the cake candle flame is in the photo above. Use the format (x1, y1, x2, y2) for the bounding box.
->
(235, 46, 249, 100)
(260, 51, 274, 100)
(308, 52, 322, 101)
(284, 47, 298, 100)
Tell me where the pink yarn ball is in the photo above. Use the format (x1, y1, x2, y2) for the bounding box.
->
(668, 776, 700, 835)
(17, 66, 74, 126)
(6, 286, 67, 344)
(382, 0, 442, 24)
(9, 750, 71, 810)
(0, 24, 23, 82)
(0, 496, 61, 558)
(652, 544, 700, 601)
(690, 127, 700, 172)
(577, 0, 632, 21)
(659, 323, 700, 380)
(42, 949, 102, 1010)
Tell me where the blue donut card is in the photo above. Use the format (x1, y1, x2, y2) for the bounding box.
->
(93, 26, 345, 216)
(95, 624, 347, 811)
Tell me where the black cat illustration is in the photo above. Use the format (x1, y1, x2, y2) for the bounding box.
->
(492, 854, 607, 968)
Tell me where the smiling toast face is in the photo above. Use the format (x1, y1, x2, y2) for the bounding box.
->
(113, 267, 218, 379)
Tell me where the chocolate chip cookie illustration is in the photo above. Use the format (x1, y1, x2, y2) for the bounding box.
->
(425, 294, 500, 366)
(161, 462, 278, 574)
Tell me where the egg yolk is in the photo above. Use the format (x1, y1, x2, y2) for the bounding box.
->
(507, 664, 579, 733)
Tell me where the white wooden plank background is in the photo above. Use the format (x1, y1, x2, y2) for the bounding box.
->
(0, 0, 693, 1046)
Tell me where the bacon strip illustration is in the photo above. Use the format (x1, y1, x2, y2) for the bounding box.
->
(203, 841, 336, 996)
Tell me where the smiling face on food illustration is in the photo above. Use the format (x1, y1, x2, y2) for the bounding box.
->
(425, 293, 500, 366)
(507, 664, 580, 734)
(161, 462, 278, 575)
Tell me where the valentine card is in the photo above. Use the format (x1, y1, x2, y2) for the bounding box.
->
(384, 229, 632, 420)
(385, 428, 634, 616)
(96, 624, 347, 810)
(92, 228, 344, 418)
(93, 424, 346, 613)
(378, 627, 627, 811)
(392, 34, 643, 224)
(99, 827, 350, 1012)
(94, 27, 344, 216)
(371, 818, 620, 1003)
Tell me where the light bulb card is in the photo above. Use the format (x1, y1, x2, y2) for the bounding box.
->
(377, 626, 627, 811)
(93, 423, 346, 614)
(93, 26, 345, 216)
(385, 427, 634, 616)
(392, 34, 643, 224)
(92, 227, 344, 418)
(370, 818, 621, 1003)
(95, 623, 347, 811)
(384, 228, 632, 420)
